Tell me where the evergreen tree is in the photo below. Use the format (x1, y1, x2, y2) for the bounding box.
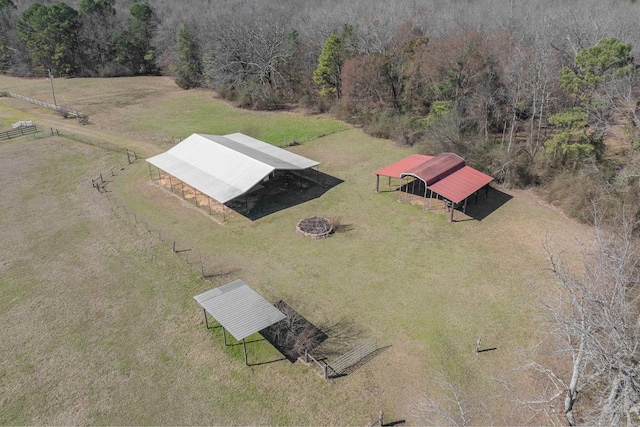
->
(78, 0, 117, 76)
(172, 22, 201, 89)
(0, 0, 17, 72)
(17, 2, 80, 75)
(313, 25, 353, 98)
(561, 37, 635, 98)
(544, 107, 603, 169)
(114, 1, 157, 75)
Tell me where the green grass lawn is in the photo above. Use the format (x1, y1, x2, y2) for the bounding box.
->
(126, 95, 350, 145)
(0, 76, 589, 425)
(0, 75, 349, 147)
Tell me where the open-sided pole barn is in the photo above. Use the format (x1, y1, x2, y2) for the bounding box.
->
(193, 279, 286, 365)
(147, 133, 319, 219)
(375, 153, 494, 221)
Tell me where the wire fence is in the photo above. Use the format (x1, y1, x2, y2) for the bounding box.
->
(327, 337, 378, 376)
(303, 337, 379, 380)
(104, 188, 232, 285)
(91, 150, 234, 288)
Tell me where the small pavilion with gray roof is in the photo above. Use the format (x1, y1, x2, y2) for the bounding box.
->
(194, 279, 286, 365)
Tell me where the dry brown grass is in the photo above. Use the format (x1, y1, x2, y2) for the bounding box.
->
(0, 75, 593, 425)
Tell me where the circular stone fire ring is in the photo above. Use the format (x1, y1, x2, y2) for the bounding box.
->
(296, 216, 333, 239)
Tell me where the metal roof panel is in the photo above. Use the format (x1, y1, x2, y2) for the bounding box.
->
(402, 153, 465, 185)
(374, 154, 433, 179)
(193, 280, 286, 341)
(146, 133, 319, 203)
(429, 166, 494, 204)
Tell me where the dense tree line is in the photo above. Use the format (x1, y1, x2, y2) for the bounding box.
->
(3, 0, 640, 224)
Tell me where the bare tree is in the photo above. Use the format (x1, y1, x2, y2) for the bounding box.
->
(411, 369, 491, 426)
(525, 206, 640, 425)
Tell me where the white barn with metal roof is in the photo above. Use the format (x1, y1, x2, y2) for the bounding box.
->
(147, 133, 319, 204)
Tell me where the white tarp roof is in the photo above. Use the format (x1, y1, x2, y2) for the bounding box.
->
(147, 133, 319, 203)
(193, 279, 286, 341)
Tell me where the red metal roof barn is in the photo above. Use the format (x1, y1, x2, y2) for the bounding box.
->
(375, 153, 494, 222)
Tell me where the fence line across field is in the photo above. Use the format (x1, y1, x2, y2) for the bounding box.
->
(0, 91, 88, 123)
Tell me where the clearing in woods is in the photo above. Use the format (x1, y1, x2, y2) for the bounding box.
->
(0, 75, 590, 425)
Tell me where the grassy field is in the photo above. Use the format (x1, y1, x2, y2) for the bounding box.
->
(0, 76, 590, 425)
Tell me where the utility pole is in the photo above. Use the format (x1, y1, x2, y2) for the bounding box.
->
(48, 68, 57, 106)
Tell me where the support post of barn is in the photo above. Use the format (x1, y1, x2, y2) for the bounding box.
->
(450, 202, 455, 222)
(157, 167, 161, 181)
(243, 339, 248, 366)
(207, 196, 212, 215)
(203, 308, 209, 329)
(422, 184, 428, 210)
(168, 174, 173, 191)
(222, 327, 228, 346)
(376, 174, 380, 193)
(148, 162, 153, 180)
(463, 198, 468, 213)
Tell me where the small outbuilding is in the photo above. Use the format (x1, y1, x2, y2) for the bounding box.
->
(194, 279, 286, 365)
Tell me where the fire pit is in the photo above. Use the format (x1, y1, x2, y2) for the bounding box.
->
(296, 216, 334, 239)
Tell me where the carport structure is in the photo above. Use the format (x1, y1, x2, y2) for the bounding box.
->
(194, 279, 286, 365)
(375, 153, 494, 221)
(146, 133, 319, 220)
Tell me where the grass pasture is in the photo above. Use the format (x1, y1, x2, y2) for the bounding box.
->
(0, 76, 590, 425)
